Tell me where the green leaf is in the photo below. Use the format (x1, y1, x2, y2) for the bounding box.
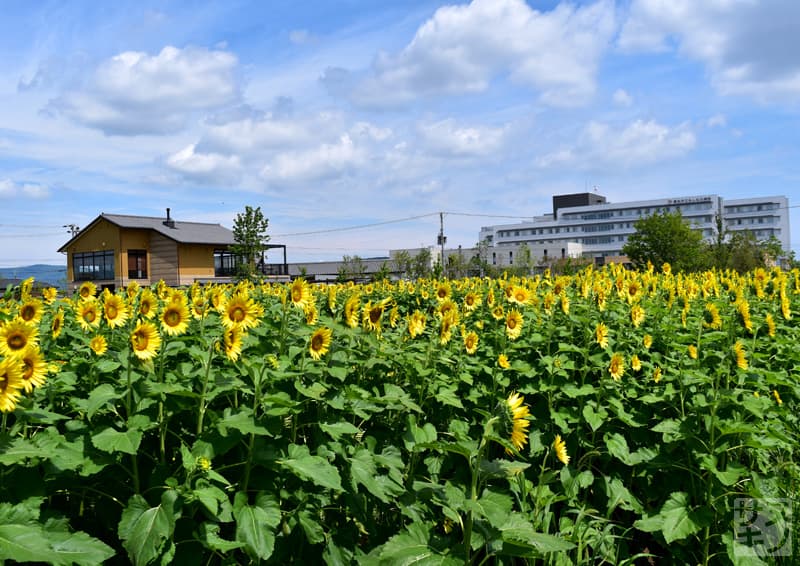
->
(659, 491, 708, 544)
(603, 477, 643, 514)
(278, 444, 343, 492)
(92, 426, 143, 455)
(320, 421, 361, 440)
(562, 384, 596, 398)
(466, 490, 513, 529)
(376, 521, 460, 566)
(216, 407, 272, 436)
(199, 523, 245, 552)
(295, 380, 328, 400)
(603, 432, 656, 465)
(434, 384, 464, 409)
(499, 513, 575, 554)
(582, 404, 605, 432)
(233, 492, 280, 561)
(298, 509, 325, 544)
(85, 383, 124, 419)
(350, 448, 390, 502)
(118, 491, 179, 566)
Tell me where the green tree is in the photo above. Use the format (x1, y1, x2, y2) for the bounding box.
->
(410, 248, 433, 279)
(337, 255, 366, 282)
(392, 250, 413, 279)
(231, 205, 270, 281)
(622, 210, 705, 272)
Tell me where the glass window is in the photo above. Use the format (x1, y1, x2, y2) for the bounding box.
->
(73, 250, 115, 281)
(128, 250, 147, 279)
(214, 249, 242, 276)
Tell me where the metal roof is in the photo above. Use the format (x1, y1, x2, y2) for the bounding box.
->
(58, 212, 236, 252)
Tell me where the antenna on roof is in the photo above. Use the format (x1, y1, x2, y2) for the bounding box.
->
(63, 224, 80, 237)
(164, 208, 175, 229)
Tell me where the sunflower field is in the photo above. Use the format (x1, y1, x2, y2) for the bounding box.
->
(0, 265, 798, 565)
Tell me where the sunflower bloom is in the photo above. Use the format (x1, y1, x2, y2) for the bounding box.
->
(703, 303, 722, 330)
(509, 285, 530, 305)
(161, 300, 190, 336)
(90, 335, 108, 356)
(0, 319, 38, 358)
(630, 304, 645, 328)
(221, 293, 263, 331)
(653, 367, 662, 383)
(289, 278, 313, 310)
(305, 303, 319, 326)
(78, 281, 97, 300)
(76, 299, 101, 332)
(0, 357, 24, 412)
(463, 331, 479, 355)
(138, 289, 158, 319)
(18, 298, 43, 325)
(222, 326, 244, 362)
(344, 294, 360, 328)
(688, 344, 698, 360)
(19, 346, 48, 393)
(765, 313, 776, 338)
(595, 322, 609, 349)
(309, 327, 333, 361)
(463, 291, 481, 312)
(407, 310, 426, 338)
(51, 308, 65, 339)
(103, 293, 130, 329)
(781, 294, 791, 320)
(503, 392, 530, 453)
(630, 354, 642, 372)
(643, 334, 653, 350)
(439, 312, 457, 345)
(553, 434, 570, 465)
(505, 309, 523, 341)
(733, 341, 748, 370)
(491, 305, 505, 321)
(560, 294, 570, 315)
(435, 281, 451, 302)
(773, 390, 783, 405)
(609, 353, 625, 381)
(130, 321, 161, 361)
(498, 353, 510, 369)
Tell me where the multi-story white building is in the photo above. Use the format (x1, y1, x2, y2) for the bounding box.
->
(479, 193, 790, 266)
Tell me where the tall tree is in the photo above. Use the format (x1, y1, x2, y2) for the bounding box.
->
(622, 210, 705, 272)
(231, 205, 270, 281)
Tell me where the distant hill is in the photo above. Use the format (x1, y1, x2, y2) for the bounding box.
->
(0, 264, 68, 289)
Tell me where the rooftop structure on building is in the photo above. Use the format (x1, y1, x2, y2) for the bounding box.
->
(479, 192, 790, 268)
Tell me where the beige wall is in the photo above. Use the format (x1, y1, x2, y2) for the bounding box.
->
(64, 219, 121, 284)
(177, 244, 216, 285)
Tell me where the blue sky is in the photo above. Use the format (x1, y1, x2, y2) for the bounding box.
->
(1, 0, 799, 267)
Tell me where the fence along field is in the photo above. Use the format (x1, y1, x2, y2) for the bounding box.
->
(0, 265, 797, 564)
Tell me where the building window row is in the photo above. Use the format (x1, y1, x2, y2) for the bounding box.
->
(74, 250, 115, 281)
(128, 250, 147, 279)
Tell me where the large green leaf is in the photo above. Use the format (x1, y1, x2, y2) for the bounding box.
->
(85, 383, 124, 419)
(278, 444, 343, 492)
(350, 448, 389, 502)
(216, 407, 272, 436)
(375, 521, 460, 566)
(118, 491, 179, 566)
(233, 492, 281, 561)
(91, 426, 143, 455)
(659, 491, 709, 544)
(199, 523, 245, 553)
(499, 513, 575, 554)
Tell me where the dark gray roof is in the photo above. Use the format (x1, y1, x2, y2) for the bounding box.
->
(58, 213, 235, 252)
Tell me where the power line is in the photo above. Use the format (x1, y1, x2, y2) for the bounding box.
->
(272, 212, 439, 237)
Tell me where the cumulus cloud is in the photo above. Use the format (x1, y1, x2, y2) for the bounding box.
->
(164, 144, 242, 184)
(707, 113, 727, 128)
(260, 134, 367, 185)
(417, 118, 507, 157)
(619, 0, 800, 101)
(51, 45, 240, 135)
(348, 0, 616, 108)
(612, 88, 633, 106)
(538, 119, 696, 169)
(0, 179, 51, 199)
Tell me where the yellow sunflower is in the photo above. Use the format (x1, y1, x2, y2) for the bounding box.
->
(138, 288, 158, 319)
(733, 341, 748, 370)
(553, 434, 570, 465)
(630, 354, 642, 372)
(130, 321, 161, 361)
(90, 335, 108, 356)
(439, 311, 457, 345)
(0, 357, 24, 413)
(773, 390, 783, 405)
(688, 344, 698, 360)
(653, 367, 662, 383)
(407, 310, 426, 338)
(703, 303, 722, 330)
(18, 298, 44, 324)
(222, 326, 244, 362)
(630, 304, 645, 328)
(103, 293, 130, 329)
(42, 287, 58, 304)
(463, 331, 479, 355)
(765, 313, 776, 338)
(491, 304, 505, 321)
(643, 334, 653, 350)
(0, 319, 39, 358)
(609, 352, 625, 381)
(435, 281, 451, 302)
(78, 281, 97, 300)
(508, 285, 530, 306)
(498, 353, 510, 369)
(595, 322, 609, 349)
(76, 299, 101, 332)
(463, 291, 481, 312)
(343, 294, 360, 328)
(289, 278, 312, 310)
(305, 303, 319, 326)
(505, 309, 523, 341)
(125, 281, 140, 299)
(221, 292, 263, 331)
(363, 299, 390, 333)
(19, 346, 48, 392)
(51, 308, 65, 339)
(161, 300, 190, 336)
(503, 392, 530, 453)
(309, 327, 333, 361)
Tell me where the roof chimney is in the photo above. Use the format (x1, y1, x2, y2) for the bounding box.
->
(164, 207, 175, 228)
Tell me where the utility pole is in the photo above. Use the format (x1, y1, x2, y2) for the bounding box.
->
(437, 212, 446, 278)
(63, 224, 80, 237)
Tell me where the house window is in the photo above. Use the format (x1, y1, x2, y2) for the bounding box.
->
(128, 250, 147, 279)
(73, 250, 115, 281)
(214, 249, 241, 276)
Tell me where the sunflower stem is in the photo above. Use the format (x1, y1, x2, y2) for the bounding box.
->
(240, 361, 264, 495)
(196, 340, 215, 437)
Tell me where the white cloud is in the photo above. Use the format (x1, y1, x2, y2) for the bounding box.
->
(538, 119, 696, 169)
(164, 144, 242, 184)
(0, 179, 51, 199)
(289, 29, 315, 45)
(260, 134, 366, 185)
(612, 88, 633, 106)
(619, 0, 800, 102)
(52, 45, 240, 135)
(349, 0, 616, 108)
(707, 113, 727, 128)
(417, 118, 507, 157)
